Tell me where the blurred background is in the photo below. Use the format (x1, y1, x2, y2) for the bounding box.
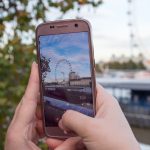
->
(0, 0, 150, 149)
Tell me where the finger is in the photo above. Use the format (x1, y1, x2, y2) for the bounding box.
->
(36, 120, 44, 138)
(96, 83, 105, 110)
(46, 138, 63, 149)
(23, 61, 39, 104)
(15, 62, 39, 127)
(36, 105, 42, 120)
(37, 93, 41, 105)
(96, 83, 117, 109)
(61, 110, 94, 138)
(10, 99, 22, 126)
(95, 83, 120, 119)
(51, 137, 83, 150)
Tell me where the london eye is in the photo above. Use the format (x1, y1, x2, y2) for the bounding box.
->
(55, 59, 72, 83)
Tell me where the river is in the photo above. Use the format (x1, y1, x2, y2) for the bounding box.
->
(132, 126, 150, 150)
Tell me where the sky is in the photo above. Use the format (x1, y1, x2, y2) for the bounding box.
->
(46, 0, 150, 63)
(39, 32, 91, 82)
(4, 0, 149, 63)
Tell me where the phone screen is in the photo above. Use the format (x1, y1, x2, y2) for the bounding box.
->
(39, 32, 94, 127)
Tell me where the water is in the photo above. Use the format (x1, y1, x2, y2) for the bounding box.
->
(132, 126, 150, 150)
(132, 127, 150, 145)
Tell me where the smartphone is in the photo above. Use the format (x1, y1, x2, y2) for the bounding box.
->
(36, 19, 96, 138)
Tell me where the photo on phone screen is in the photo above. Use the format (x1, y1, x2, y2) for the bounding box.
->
(39, 32, 94, 127)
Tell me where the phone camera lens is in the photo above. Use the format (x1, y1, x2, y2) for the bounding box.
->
(75, 24, 78, 27)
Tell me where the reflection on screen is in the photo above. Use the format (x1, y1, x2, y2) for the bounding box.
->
(39, 32, 94, 127)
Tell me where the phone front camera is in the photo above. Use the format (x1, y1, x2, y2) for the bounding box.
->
(75, 24, 78, 27)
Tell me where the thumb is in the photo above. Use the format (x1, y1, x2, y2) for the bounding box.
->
(60, 110, 94, 138)
(15, 62, 39, 127)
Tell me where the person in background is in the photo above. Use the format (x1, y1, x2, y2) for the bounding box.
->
(5, 62, 140, 150)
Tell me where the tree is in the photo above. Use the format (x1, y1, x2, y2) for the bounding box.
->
(40, 55, 51, 83)
(104, 59, 146, 70)
(95, 63, 102, 73)
(0, 0, 102, 149)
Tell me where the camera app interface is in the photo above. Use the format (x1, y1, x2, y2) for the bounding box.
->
(39, 32, 94, 127)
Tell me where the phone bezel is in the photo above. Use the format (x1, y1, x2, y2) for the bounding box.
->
(36, 19, 96, 139)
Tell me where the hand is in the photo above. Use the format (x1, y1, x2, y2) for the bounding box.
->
(5, 62, 140, 150)
(5, 62, 45, 150)
(46, 85, 141, 150)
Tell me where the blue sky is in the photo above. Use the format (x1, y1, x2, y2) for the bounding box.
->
(39, 32, 91, 82)
(45, 0, 150, 62)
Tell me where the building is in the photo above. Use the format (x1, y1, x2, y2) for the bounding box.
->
(69, 77, 91, 86)
(69, 71, 80, 80)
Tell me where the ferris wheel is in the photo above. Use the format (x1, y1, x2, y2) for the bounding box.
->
(126, 0, 150, 56)
(55, 59, 72, 83)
